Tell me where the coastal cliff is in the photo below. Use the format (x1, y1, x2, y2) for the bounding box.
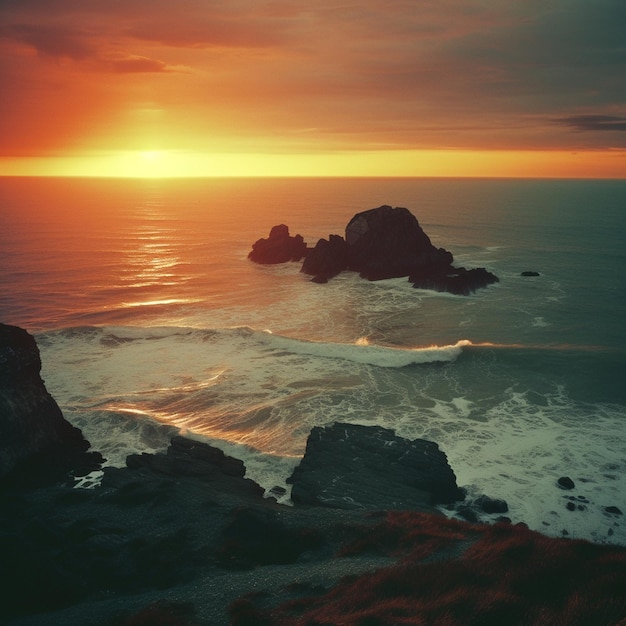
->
(0, 323, 102, 486)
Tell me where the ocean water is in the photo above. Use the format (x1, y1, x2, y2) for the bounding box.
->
(1, 176, 625, 544)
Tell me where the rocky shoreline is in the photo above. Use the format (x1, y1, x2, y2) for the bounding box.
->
(2, 323, 626, 625)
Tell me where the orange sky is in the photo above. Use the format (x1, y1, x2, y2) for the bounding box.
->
(1, 0, 625, 178)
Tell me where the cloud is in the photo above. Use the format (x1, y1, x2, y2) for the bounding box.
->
(124, 16, 290, 49)
(110, 55, 170, 73)
(0, 23, 95, 59)
(555, 115, 626, 132)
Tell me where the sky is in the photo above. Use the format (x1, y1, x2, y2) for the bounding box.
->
(1, 0, 625, 177)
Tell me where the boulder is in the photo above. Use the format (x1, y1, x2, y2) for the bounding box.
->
(248, 224, 307, 264)
(0, 323, 102, 486)
(521, 271, 540, 277)
(345, 205, 453, 280)
(557, 476, 576, 490)
(301, 234, 348, 282)
(118, 435, 264, 500)
(410, 266, 499, 295)
(287, 422, 464, 510)
(474, 494, 509, 514)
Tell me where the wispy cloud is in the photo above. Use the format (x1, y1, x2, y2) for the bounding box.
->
(555, 115, 626, 132)
(0, 23, 95, 59)
(109, 56, 171, 74)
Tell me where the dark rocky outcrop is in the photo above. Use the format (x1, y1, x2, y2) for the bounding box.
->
(521, 271, 541, 277)
(287, 422, 465, 510)
(474, 494, 509, 515)
(0, 323, 102, 486)
(344, 205, 453, 280)
(111, 434, 265, 501)
(250, 206, 499, 294)
(410, 266, 499, 296)
(248, 224, 307, 264)
(301, 234, 348, 282)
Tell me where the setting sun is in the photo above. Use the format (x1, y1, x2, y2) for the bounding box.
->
(1, 149, 624, 179)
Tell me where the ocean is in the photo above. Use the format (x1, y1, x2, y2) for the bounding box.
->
(1, 176, 625, 544)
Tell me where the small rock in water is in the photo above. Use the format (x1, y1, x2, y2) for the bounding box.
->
(474, 494, 509, 514)
(557, 476, 576, 490)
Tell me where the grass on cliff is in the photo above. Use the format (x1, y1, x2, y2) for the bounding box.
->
(230, 512, 626, 626)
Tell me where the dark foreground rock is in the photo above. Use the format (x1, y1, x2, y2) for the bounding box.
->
(250, 205, 499, 294)
(3, 430, 626, 626)
(0, 323, 102, 486)
(288, 422, 464, 510)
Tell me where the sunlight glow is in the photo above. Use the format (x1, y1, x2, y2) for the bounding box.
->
(0, 149, 624, 178)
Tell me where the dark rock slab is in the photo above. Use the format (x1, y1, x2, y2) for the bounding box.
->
(248, 224, 307, 264)
(521, 271, 541, 277)
(110, 435, 265, 501)
(301, 234, 348, 282)
(0, 323, 102, 486)
(474, 494, 509, 514)
(410, 266, 499, 295)
(287, 422, 464, 510)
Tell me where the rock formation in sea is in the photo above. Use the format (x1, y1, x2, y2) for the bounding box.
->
(250, 205, 499, 294)
(0, 323, 102, 486)
(248, 223, 308, 264)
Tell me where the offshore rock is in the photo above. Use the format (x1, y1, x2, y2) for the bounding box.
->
(410, 266, 499, 295)
(248, 224, 307, 264)
(0, 323, 102, 486)
(287, 422, 465, 510)
(345, 205, 453, 280)
(250, 206, 499, 294)
(301, 234, 348, 282)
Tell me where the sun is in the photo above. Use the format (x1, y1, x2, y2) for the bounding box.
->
(141, 150, 162, 162)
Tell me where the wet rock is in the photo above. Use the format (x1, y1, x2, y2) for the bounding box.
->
(557, 476, 576, 490)
(521, 271, 540, 277)
(301, 234, 348, 281)
(248, 224, 307, 264)
(287, 422, 464, 510)
(410, 266, 499, 296)
(604, 506, 623, 516)
(474, 494, 509, 514)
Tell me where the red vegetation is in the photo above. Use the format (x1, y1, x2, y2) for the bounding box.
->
(231, 513, 626, 626)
